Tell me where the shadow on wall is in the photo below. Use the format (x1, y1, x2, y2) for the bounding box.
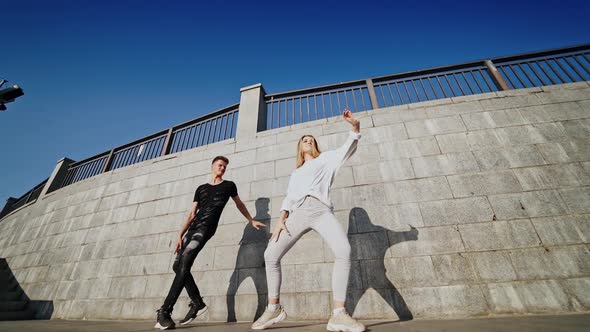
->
(0, 258, 53, 320)
(226, 197, 271, 322)
(346, 208, 418, 321)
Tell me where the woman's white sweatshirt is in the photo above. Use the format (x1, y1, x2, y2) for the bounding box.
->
(280, 130, 361, 214)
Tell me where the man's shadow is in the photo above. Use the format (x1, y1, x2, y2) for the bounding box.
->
(226, 197, 271, 322)
(346, 207, 418, 321)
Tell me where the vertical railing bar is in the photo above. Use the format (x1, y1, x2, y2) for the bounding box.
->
(537, 60, 558, 84)
(517, 63, 537, 87)
(411, 79, 422, 102)
(554, 57, 576, 82)
(418, 78, 431, 100)
(444, 75, 458, 97)
(498, 67, 516, 89)
(435, 75, 449, 98)
(528, 61, 551, 85)
(564, 56, 586, 80)
(572, 54, 590, 75)
(508, 64, 527, 88)
(461, 72, 476, 94)
(469, 70, 484, 93)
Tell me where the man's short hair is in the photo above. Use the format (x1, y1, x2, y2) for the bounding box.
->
(212, 156, 229, 165)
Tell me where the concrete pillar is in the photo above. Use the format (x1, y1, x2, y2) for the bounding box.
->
(235, 83, 267, 151)
(40, 157, 76, 197)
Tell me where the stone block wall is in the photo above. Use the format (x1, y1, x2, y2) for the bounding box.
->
(0, 81, 588, 321)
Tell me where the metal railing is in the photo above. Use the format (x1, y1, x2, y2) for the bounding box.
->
(0, 178, 48, 219)
(2, 43, 589, 219)
(263, 43, 590, 130)
(57, 104, 239, 190)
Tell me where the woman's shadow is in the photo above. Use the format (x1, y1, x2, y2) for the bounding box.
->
(226, 197, 271, 322)
(346, 207, 418, 321)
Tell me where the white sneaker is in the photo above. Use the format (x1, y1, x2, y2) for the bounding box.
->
(327, 311, 365, 332)
(251, 306, 287, 330)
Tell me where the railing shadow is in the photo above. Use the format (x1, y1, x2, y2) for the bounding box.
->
(0, 258, 53, 320)
(226, 197, 271, 322)
(346, 207, 418, 321)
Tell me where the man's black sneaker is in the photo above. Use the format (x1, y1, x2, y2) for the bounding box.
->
(179, 301, 208, 325)
(155, 309, 176, 330)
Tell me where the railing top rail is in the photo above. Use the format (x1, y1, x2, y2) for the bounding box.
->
(171, 102, 239, 131)
(265, 43, 590, 100)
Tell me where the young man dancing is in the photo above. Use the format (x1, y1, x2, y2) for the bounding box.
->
(155, 156, 266, 330)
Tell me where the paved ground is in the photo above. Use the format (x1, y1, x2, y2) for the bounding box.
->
(0, 314, 589, 332)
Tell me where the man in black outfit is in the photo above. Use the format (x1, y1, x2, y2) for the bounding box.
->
(155, 156, 266, 330)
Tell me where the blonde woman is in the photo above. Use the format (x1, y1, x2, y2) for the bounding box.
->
(252, 110, 365, 332)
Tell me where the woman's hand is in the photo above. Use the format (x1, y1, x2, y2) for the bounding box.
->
(175, 237, 183, 254)
(271, 219, 290, 242)
(343, 109, 360, 132)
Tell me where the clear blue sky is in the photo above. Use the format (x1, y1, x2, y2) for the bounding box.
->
(1, 0, 589, 203)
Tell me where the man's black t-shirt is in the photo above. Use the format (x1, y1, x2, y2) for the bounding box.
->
(190, 180, 238, 231)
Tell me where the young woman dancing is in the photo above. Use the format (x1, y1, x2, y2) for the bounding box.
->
(252, 109, 365, 332)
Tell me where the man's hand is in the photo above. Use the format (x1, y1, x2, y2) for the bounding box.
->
(271, 219, 290, 242)
(175, 237, 183, 254)
(250, 219, 267, 230)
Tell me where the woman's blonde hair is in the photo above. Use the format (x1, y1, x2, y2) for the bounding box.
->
(296, 135, 321, 168)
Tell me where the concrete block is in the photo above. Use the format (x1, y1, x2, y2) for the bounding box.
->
(381, 256, 437, 288)
(158, 177, 204, 200)
(349, 230, 390, 260)
(447, 170, 522, 197)
(250, 176, 289, 199)
(193, 270, 235, 297)
(347, 143, 381, 166)
(496, 124, 568, 145)
(536, 86, 590, 103)
(472, 145, 547, 170)
(514, 164, 581, 190)
(405, 116, 467, 138)
(144, 274, 175, 298)
(379, 136, 441, 160)
(479, 94, 541, 111)
(256, 141, 298, 163)
(333, 166, 355, 188)
(97, 192, 129, 212)
(385, 177, 452, 204)
(388, 225, 464, 257)
(371, 109, 428, 126)
(488, 190, 569, 220)
(178, 160, 210, 180)
(107, 205, 138, 224)
(559, 186, 590, 213)
(564, 278, 590, 309)
(402, 285, 488, 318)
(87, 278, 112, 299)
(483, 280, 569, 314)
(432, 253, 478, 285)
(537, 140, 590, 164)
(519, 102, 588, 124)
(275, 157, 296, 178)
(510, 246, 589, 279)
(461, 109, 527, 130)
(361, 123, 408, 143)
(345, 203, 423, 232)
(352, 159, 415, 185)
(531, 214, 590, 245)
(435, 133, 470, 153)
(278, 124, 324, 142)
(279, 292, 332, 320)
(292, 263, 334, 292)
(425, 100, 484, 118)
(459, 219, 540, 251)
(107, 276, 147, 298)
(346, 288, 404, 320)
(411, 152, 479, 177)
(465, 129, 505, 150)
(466, 251, 517, 282)
(419, 197, 494, 226)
